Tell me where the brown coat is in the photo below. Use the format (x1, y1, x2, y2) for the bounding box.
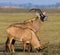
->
(6, 17, 43, 52)
(8, 17, 42, 32)
(7, 25, 41, 49)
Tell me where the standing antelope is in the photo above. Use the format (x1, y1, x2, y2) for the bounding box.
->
(5, 9, 47, 52)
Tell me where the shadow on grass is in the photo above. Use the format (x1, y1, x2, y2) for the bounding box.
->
(0, 43, 60, 55)
(15, 48, 23, 52)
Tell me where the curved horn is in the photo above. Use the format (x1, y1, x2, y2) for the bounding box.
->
(29, 8, 36, 12)
(29, 8, 42, 13)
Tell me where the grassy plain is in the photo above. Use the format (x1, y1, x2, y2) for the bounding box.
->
(0, 8, 60, 55)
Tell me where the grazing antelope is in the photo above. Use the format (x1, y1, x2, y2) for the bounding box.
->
(5, 9, 47, 52)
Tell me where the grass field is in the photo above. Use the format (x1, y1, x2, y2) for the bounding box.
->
(0, 8, 60, 55)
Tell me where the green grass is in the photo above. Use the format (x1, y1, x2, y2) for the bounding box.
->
(0, 9, 60, 55)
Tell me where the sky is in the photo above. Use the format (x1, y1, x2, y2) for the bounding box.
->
(0, 0, 60, 5)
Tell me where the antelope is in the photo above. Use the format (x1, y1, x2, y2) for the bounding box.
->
(5, 9, 47, 52)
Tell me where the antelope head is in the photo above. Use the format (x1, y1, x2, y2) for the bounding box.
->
(29, 8, 47, 22)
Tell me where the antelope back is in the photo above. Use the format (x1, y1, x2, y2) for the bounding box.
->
(6, 26, 32, 42)
(8, 17, 42, 33)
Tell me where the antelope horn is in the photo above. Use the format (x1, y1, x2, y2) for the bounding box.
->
(29, 8, 36, 12)
(29, 8, 42, 13)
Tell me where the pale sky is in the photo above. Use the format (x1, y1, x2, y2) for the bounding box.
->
(0, 0, 60, 5)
